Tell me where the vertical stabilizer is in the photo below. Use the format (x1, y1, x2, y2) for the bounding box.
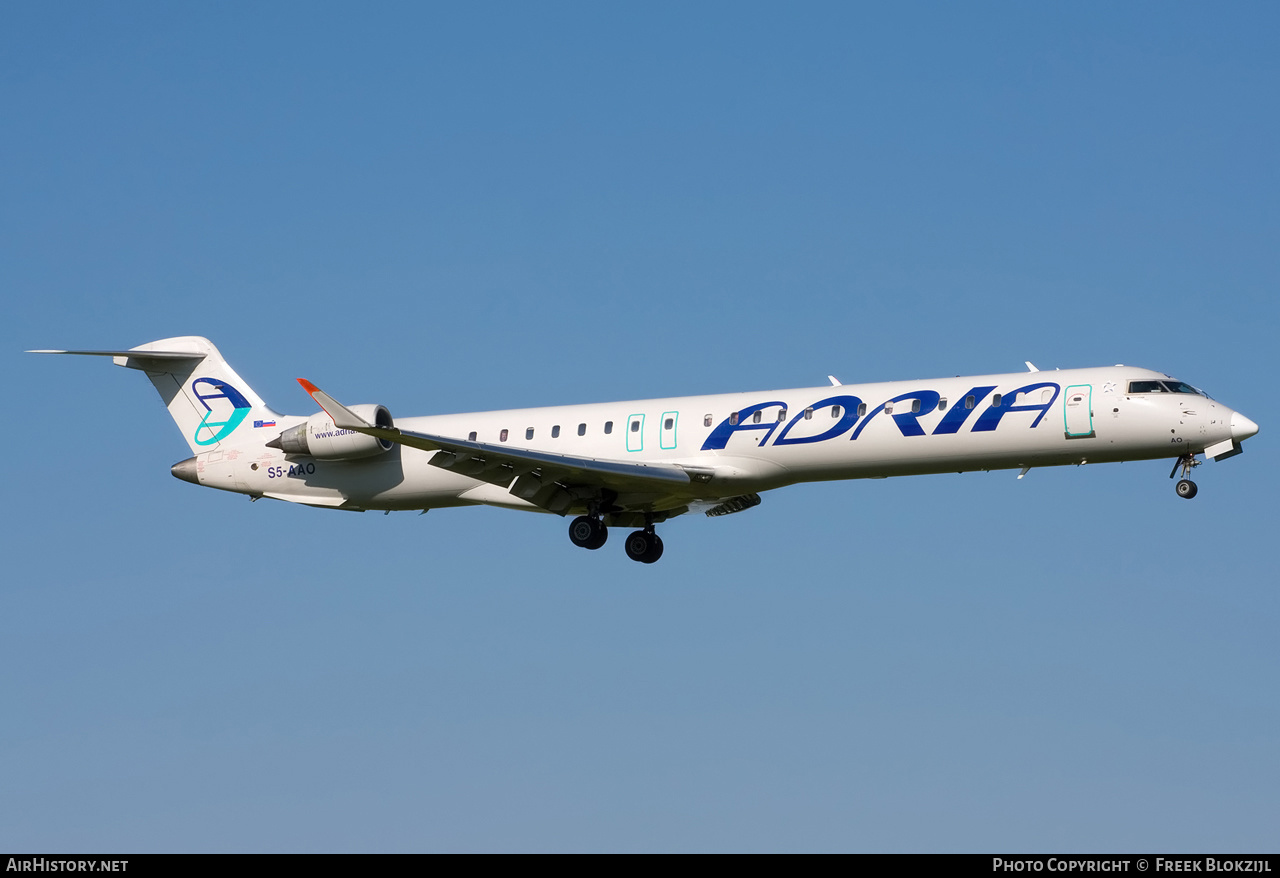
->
(30, 337, 280, 454)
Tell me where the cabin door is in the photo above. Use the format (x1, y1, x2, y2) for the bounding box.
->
(1064, 385, 1095, 438)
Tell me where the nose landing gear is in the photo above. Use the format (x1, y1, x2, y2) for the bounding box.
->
(1170, 453, 1201, 500)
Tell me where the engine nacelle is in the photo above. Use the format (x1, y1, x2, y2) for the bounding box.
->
(274, 404, 394, 460)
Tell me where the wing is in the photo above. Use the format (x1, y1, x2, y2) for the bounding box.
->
(297, 380, 714, 519)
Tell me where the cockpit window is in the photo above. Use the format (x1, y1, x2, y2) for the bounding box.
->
(1128, 380, 1165, 393)
(1128, 379, 1204, 396)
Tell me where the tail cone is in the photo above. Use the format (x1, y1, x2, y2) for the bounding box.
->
(171, 457, 199, 485)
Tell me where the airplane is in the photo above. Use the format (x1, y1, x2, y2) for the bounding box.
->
(31, 336, 1259, 563)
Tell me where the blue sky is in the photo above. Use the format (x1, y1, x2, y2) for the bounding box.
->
(2, 2, 1277, 852)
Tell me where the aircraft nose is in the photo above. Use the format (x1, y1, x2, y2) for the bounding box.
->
(1231, 411, 1259, 442)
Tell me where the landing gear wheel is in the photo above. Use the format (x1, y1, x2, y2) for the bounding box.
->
(569, 515, 608, 550)
(1169, 453, 1202, 499)
(624, 530, 664, 564)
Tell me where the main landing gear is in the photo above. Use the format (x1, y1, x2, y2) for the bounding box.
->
(568, 515, 608, 550)
(1170, 453, 1201, 500)
(623, 528, 664, 564)
(567, 515, 664, 563)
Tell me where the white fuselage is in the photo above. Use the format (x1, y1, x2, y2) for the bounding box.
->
(191, 365, 1250, 515)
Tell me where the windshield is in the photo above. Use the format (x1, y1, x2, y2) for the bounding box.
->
(1127, 379, 1209, 397)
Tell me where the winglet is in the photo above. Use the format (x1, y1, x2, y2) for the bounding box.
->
(1024, 361, 1039, 373)
(828, 375, 842, 386)
(296, 378, 372, 429)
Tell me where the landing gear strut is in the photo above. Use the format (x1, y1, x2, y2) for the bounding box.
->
(1170, 453, 1200, 500)
(568, 515, 608, 550)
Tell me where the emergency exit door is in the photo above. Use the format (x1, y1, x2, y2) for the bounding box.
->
(660, 411, 678, 450)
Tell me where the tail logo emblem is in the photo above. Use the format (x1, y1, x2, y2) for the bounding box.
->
(192, 378, 252, 446)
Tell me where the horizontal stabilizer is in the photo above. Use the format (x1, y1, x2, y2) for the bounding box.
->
(31, 337, 275, 453)
(28, 348, 206, 360)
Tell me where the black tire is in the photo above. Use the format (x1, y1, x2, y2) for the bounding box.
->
(1176, 479, 1198, 499)
(569, 516, 605, 549)
(624, 530, 652, 562)
(586, 522, 608, 550)
(643, 534, 664, 564)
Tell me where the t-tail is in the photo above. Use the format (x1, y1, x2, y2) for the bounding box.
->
(29, 336, 281, 454)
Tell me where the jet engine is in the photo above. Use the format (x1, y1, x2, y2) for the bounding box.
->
(270, 405, 395, 460)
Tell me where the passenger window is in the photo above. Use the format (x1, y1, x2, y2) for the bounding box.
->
(778, 409, 787, 422)
(631, 420, 640, 433)
(577, 423, 586, 436)
(938, 398, 947, 411)
(500, 429, 509, 442)
(1041, 389, 1052, 403)
(468, 431, 477, 442)
(857, 403, 867, 417)
(752, 410, 762, 423)
(965, 395, 975, 409)
(831, 405, 841, 418)
(604, 421, 613, 434)
(805, 407, 814, 420)
(704, 414, 712, 427)
(526, 427, 534, 440)
(992, 394, 1002, 408)
(911, 399, 921, 414)
(729, 412, 739, 426)
(664, 418, 673, 430)
(551, 425, 560, 438)
(885, 404, 894, 415)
